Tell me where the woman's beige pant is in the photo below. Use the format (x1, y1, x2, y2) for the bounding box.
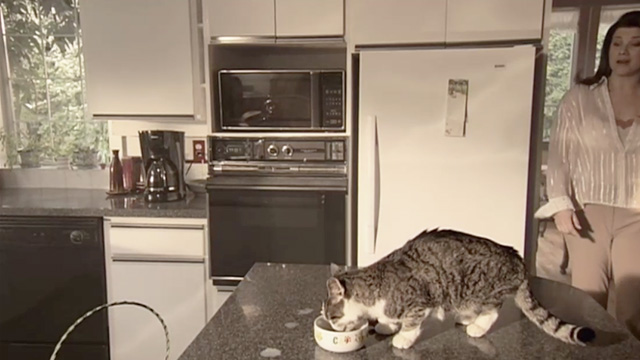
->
(565, 204, 640, 339)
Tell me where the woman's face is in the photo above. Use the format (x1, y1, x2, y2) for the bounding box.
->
(609, 27, 640, 77)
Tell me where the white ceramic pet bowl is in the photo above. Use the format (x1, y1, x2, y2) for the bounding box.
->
(313, 316, 368, 353)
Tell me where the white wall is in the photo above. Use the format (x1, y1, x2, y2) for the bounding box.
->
(108, 120, 208, 156)
(108, 120, 209, 181)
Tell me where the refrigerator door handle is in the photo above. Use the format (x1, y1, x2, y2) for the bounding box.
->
(361, 115, 379, 254)
(374, 116, 380, 253)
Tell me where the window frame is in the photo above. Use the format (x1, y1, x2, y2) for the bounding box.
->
(0, 10, 14, 138)
(0, 1, 87, 124)
(541, 0, 640, 145)
(553, 0, 640, 81)
(0, 1, 110, 169)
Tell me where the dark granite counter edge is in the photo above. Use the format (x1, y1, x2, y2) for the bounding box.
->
(0, 188, 208, 219)
(0, 207, 207, 218)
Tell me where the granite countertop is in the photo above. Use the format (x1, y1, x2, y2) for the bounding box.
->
(0, 188, 207, 218)
(179, 263, 640, 360)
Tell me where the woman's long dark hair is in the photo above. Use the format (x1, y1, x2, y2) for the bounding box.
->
(578, 11, 640, 86)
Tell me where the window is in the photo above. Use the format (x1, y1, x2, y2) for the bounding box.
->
(542, 1, 640, 144)
(543, 9, 579, 142)
(595, 5, 640, 70)
(0, 0, 108, 169)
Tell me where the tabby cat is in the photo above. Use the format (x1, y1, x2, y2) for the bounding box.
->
(321, 229, 595, 349)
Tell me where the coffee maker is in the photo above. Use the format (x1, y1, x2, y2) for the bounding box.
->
(139, 130, 186, 202)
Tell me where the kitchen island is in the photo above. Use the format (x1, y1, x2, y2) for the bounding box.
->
(178, 263, 640, 360)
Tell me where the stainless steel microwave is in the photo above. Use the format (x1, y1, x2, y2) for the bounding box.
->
(218, 70, 344, 131)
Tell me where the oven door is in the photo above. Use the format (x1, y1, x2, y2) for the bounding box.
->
(208, 186, 346, 287)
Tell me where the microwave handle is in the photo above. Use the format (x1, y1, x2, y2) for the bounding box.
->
(311, 72, 321, 128)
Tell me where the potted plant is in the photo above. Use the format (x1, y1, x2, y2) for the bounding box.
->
(70, 121, 107, 169)
(17, 122, 45, 168)
(39, 121, 75, 169)
(0, 128, 19, 168)
(0, 123, 46, 168)
(0, 125, 45, 168)
(17, 145, 42, 168)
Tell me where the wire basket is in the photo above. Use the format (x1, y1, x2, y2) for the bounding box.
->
(49, 301, 170, 360)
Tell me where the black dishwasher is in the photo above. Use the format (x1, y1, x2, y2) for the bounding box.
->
(0, 216, 110, 360)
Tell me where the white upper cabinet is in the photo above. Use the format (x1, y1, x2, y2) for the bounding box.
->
(446, 0, 544, 42)
(275, 0, 344, 37)
(206, 0, 344, 38)
(207, 0, 275, 38)
(81, 0, 195, 118)
(349, 0, 447, 45)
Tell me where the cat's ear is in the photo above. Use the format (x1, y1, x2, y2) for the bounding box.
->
(326, 277, 344, 298)
(330, 263, 341, 276)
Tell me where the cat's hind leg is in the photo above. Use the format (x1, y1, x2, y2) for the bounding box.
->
(466, 307, 499, 338)
(391, 307, 431, 349)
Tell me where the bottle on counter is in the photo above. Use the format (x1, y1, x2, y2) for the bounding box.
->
(122, 156, 135, 192)
(109, 149, 125, 194)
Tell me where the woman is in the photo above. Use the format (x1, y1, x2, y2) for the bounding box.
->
(535, 11, 640, 339)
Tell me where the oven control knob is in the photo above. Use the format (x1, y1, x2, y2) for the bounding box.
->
(282, 145, 293, 157)
(267, 144, 279, 156)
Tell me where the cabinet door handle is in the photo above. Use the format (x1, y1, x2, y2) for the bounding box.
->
(111, 253, 204, 263)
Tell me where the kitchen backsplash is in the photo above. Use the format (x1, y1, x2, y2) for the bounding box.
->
(0, 168, 109, 189)
(0, 164, 207, 190)
(0, 163, 207, 190)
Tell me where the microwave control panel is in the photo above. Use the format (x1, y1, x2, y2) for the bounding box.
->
(320, 72, 344, 129)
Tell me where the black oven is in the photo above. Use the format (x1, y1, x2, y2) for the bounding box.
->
(218, 70, 344, 131)
(207, 136, 348, 287)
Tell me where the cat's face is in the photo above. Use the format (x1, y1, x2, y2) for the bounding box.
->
(321, 277, 364, 332)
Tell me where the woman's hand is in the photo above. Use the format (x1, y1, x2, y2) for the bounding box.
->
(553, 209, 582, 236)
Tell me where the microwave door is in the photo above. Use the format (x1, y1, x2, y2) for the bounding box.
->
(269, 73, 312, 129)
(219, 73, 246, 128)
(219, 71, 315, 130)
(220, 72, 274, 129)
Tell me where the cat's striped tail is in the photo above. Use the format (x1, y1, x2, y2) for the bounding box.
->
(514, 280, 595, 345)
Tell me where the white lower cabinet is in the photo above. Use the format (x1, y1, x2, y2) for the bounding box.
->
(109, 261, 206, 360)
(106, 218, 210, 360)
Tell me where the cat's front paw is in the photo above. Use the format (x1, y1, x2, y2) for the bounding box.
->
(375, 322, 400, 335)
(391, 333, 417, 349)
(466, 324, 489, 338)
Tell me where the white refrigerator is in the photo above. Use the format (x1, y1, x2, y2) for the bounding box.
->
(357, 45, 536, 266)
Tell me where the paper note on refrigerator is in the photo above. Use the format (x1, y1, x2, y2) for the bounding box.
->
(445, 79, 469, 137)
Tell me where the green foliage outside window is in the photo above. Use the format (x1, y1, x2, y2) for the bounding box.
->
(544, 19, 624, 143)
(543, 29, 575, 142)
(0, 0, 108, 168)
